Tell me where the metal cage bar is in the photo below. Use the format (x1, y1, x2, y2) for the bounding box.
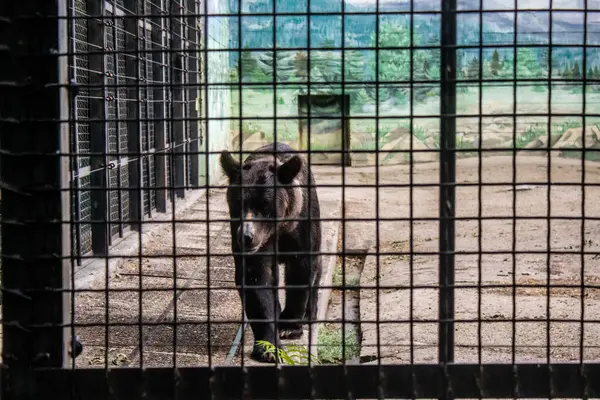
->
(0, 0, 73, 398)
(2, 0, 600, 399)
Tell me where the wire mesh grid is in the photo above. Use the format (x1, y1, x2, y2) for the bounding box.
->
(2, 0, 600, 398)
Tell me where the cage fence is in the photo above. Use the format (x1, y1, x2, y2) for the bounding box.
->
(1, 0, 600, 399)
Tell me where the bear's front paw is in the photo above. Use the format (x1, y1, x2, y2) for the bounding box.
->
(251, 342, 279, 363)
(278, 321, 304, 339)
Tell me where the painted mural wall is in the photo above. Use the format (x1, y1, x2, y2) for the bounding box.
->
(205, 0, 233, 183)
(206, 0, 600, 166)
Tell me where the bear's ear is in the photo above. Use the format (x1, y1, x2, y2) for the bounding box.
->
(277, 155, 303, 185)
(220, 150, 241, 181)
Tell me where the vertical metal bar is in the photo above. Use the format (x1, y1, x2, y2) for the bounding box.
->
(68, 0, 84, 265)
(136, 0, 146, 373)
(197, 0, 206, 187)
(88, 0, 109, 254)
(106, 0, 117, 245)
(236, 0, 244, 372)
(510, 2, 519, 397)
(439, 0, 457, 393)
(166, 18, 174, 204)
(580, 2, 589, 396)
(201, 0, 212, 373)
(125, 0, 142, 230)
(374, 0, 382, 392)
(140, 0, 149, 219)
(340, 2, 349, 396)
(408, 0, 416, 377)
(152, 0, 168, 212)
(181, 17, 189, 194)
(476, 0, 484, 376)
(167, 0, 180, 379)
(143, 3, 153, 218)
(112, 0, 124, 238)
(545, 3, 553, 397)
(0, 0, 72, 396)
(172, 0, 185, 199)
(187, 0, 200, 188)
(65, 0, 80, 373)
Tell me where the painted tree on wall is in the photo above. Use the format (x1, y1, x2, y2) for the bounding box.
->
(490, 49, 502, 77)
(293, 51, 308, 82)
(367, 19, 410, 102)
(224, 6, 600, 112)
(516, 47, 546, 78)
(572, 62, 582, 80)
(413, 50, 440, 102)
(310, 39, 341, 86)
(563, 64, 573, 78)
(234, 49, 271, 83)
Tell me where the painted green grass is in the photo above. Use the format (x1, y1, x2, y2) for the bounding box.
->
(227, 84, 600, 156)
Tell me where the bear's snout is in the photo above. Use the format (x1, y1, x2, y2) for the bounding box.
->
(241, 225, 254, 247)
(237, 221, 259, 253)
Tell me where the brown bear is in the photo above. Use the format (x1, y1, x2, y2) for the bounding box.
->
(220, 142, 322, 363)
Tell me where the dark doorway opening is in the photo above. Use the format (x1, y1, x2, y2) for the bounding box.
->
(298, 94, 351, 166)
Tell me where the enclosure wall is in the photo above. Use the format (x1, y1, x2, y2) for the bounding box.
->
(68, 0, 208, 260)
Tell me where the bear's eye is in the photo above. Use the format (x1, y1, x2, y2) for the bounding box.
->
(243, 164, 252, 170)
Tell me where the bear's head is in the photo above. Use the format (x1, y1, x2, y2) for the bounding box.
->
(220, 150, 304, 253)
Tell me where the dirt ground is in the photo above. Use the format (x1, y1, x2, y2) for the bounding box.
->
(74, 189, 240, 367)
(73, 183, 342, 368)
(71, 154, 600, 368)
(311, 154, 600, 365)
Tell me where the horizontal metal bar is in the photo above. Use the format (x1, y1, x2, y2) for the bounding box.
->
(5, 316, 600, 328)
(20, 363, 600, 399)
(20, 8, 600, 19)
(3, 249, 600, 262)
(12, 182, 600, 195)
(38, 77, 600, 88)
(37, 42, 600, 57)
(13, 112, 600, 124)
(73, 156, 129, 179)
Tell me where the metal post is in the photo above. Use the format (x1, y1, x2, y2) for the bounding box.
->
(151, 0, 168, 212)
(0, 0, 72, 397)
(88, 0, 109, 254)
(187, 0, 200, 188)
(125, 0, 142, 229)
(67, 0, 84, 264)
(171, 0, 185, 199)
(439, 0, 457, 395)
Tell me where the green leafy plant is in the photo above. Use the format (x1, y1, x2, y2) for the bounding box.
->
(255, 340, 321, 365)
(317, 325, 361, 364)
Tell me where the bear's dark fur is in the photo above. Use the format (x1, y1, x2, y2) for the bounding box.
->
(220, 142, 322, 363)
